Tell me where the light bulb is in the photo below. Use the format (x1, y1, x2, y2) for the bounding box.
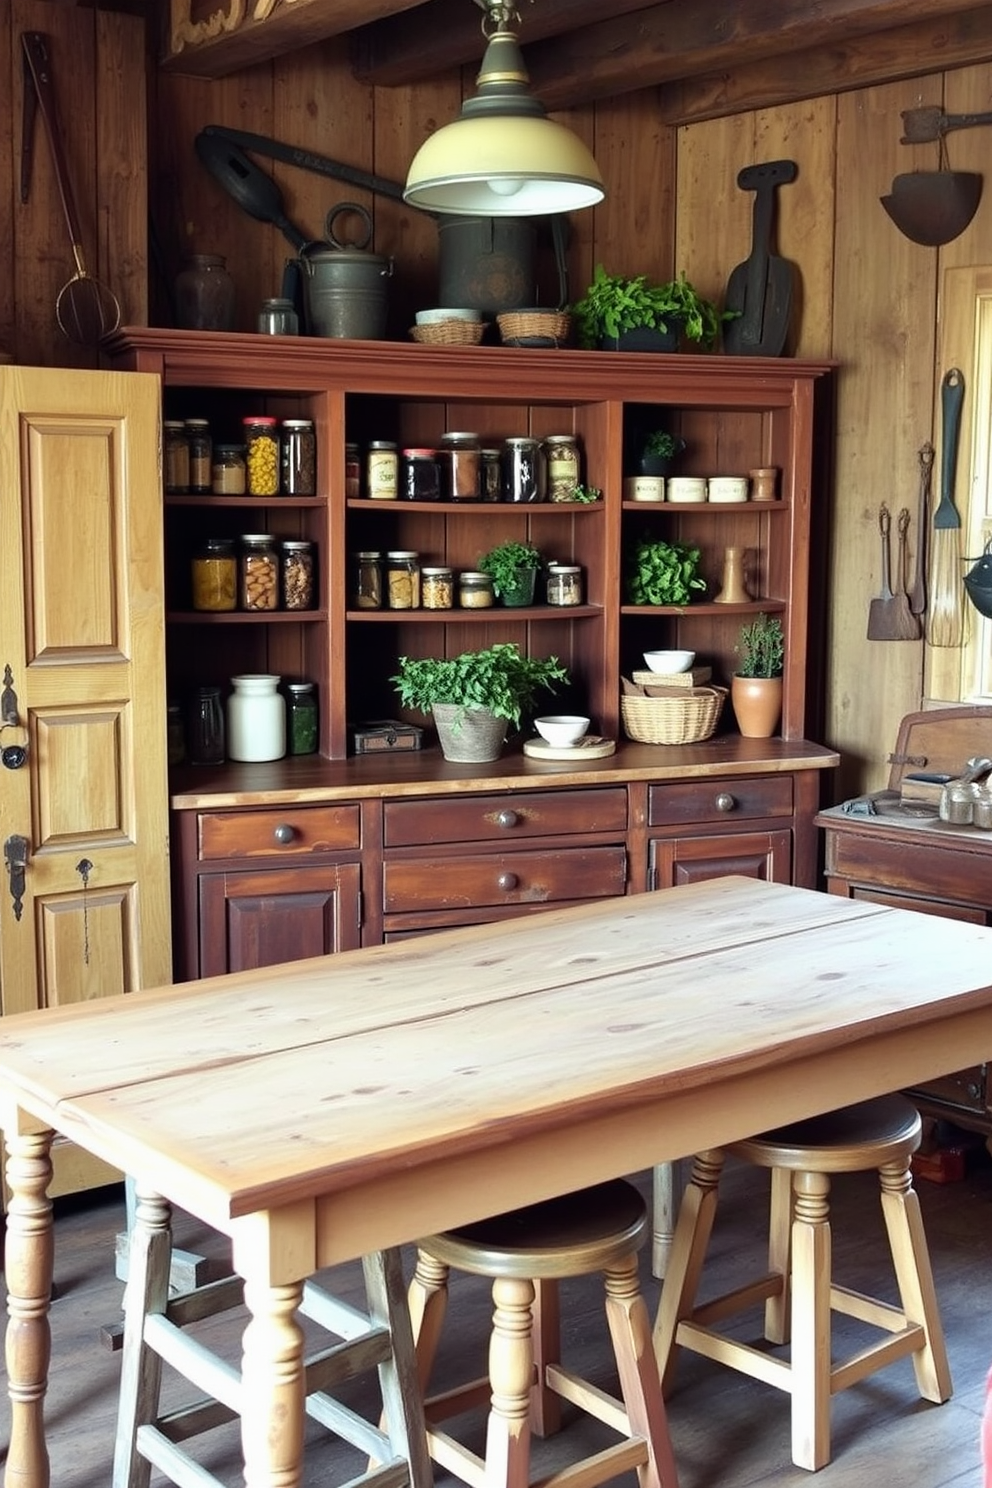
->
(487, 177, 525, 197)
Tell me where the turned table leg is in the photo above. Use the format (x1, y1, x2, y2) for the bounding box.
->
(240, 1276, 306, 1488)
(4, 1125, 54, 1488)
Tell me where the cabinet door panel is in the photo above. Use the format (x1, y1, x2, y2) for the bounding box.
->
(198, 864, 361, 976)
(650, 830, 791, 889)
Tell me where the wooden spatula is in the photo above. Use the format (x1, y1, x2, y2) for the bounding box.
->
(867, 504, 919, 640)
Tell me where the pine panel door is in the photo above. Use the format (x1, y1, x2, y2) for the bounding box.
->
(0, 365, 171, 1200)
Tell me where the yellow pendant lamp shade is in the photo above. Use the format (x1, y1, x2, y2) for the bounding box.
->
(403, 5, 605, 217)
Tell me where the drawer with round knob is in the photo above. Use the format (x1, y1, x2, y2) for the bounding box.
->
(383, 846, 627, 913)
(197, 804, 361, 860)
(648, 776, 792, 827)
(384, 788, 627, 847)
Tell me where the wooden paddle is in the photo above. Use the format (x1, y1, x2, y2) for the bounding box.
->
(723, 160, 797, 357)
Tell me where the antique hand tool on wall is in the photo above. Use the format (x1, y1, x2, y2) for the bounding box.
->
(867, 503, 919, 640)
(927, 368, 967, 647)
(908, 442, 933, 616)
(723, 160, 798, 357)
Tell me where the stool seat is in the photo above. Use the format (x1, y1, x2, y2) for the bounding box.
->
(411, 1178, 679, 1488)
(423, 1180, 646, 1278)
(654, 1094, 951, 1473)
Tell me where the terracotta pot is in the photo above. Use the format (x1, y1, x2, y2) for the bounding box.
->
(731, 675, 783, 739)
(432, 704, 508, 762)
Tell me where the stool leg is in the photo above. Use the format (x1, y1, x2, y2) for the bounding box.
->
(878, 1159, 953, 1404)
(604, 1254, 679, 1488)
(485, 1275, 535, 1488)
(363, 1250, 435, 1488)
(408, 1248, 450, 1395)
(112, 1186, 172, 1488)
(789, 1169, 832, 1472)
(530, 1278, 562, 1437)
(764, 1166, 793, 1345)
(653, 1149, 725, 1394)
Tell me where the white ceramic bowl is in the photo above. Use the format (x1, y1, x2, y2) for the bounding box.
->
(534, 715, 590, 747)
(643, 650, 695, 674)
(415, 307, 482, 325)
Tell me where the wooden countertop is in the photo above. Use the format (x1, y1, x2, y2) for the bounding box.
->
(170, 736, 839, 810)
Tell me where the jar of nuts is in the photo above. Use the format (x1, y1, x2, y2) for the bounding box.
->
(239, 533, 279, 611)
(280, 539, 315, 610)
(243, 416, 280, 496)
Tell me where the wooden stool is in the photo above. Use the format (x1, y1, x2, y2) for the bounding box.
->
(653, 1095, 952, 1471)
(114, 1185, 432, 1488)
(408, 1178, 678, 1488)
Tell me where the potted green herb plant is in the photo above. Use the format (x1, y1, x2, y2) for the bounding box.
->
(478, 540, 543, 607)
(731, 612, 785, 738)
(625, 536, 707, 606)
(392, 643, 568, 761)
(639, 430, 687, 476)
(571, 266, 729, 352)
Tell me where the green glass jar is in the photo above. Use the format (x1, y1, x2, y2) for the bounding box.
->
(286, 681, 318, 755)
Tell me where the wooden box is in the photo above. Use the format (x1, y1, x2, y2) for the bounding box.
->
(889, 706, 992, 806)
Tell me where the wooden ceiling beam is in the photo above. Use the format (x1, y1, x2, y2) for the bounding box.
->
(657, 4, 992, 126)
(524, 0, 992, 110)
(160, 0, 427, 77)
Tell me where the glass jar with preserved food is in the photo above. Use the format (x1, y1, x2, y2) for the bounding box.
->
(353, 551, 383, 609)
(164, 420, 190, 494)
(280, 539, 315, 610)
(242, 416, 280, 496)
(481, 447, 502, 502)
(458, 570, 495, 608)
(502, 436, 547, 503)
(281, 419, 317, 496)
(385, 550, 421, 609)
(421, 565, 454, 610)
(226, 674, 285, 761)
(367, 441, 398, 500)
(546, 563, 583, 606)
(185, 418, 213, 494)
(401, 448, 441, 502)
(239, 533, 279, 611)
(438, 432, 481, 502)
(187, 685, 225, 765)
(286, 681, 318, 756)
(211, 444, 246, 496)
(345, 443, 361, 498)
(191, 537, 237, 612)
(543, 434, 581, 502)
(257, 297, 299, 335)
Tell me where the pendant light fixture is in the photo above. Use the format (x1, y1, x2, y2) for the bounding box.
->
(403, 0, 605, 217)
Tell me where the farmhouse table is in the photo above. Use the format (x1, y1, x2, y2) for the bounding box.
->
(4, 876, 992, 1488)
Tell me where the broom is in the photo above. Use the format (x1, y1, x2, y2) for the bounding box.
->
(927, 368, 966, 648)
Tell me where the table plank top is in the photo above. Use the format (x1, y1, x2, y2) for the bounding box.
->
(1, 878, 991, 1234)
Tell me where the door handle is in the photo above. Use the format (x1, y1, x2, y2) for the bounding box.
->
(4, 834, 29, 922)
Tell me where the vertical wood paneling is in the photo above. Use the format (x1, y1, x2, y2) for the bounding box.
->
(0, 16, 13, 358)
(96, 11, 148, 329)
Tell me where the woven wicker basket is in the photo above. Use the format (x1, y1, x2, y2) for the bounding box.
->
(621, 686, 727, 745)
(496, 310, 572, 347)
(410, 321, 485, 346)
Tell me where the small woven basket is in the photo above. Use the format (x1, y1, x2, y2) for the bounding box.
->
(496, 310, 572, 347)
(621, 686, 727, 745)
(410, 320, 485, 346)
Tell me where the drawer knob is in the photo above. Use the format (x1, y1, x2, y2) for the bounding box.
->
(714, 792, 736, 813)
(497, 872, 519, 891)
(496, 809, 520, 829)
(273, 823, 296, 845)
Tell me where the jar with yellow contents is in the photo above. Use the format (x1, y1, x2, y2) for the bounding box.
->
(191, 537, 237, 612)
(242, 416, 280, 496)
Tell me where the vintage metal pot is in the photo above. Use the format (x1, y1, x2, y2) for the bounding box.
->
(300, 203, 393, 340)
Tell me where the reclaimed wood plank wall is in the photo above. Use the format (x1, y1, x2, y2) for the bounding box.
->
(3, 9, 990, 799)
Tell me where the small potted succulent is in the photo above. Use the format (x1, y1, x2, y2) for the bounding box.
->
(732, 612, 785, 737)
(478, 540, 543, 607)
(392, 643, 568, 761)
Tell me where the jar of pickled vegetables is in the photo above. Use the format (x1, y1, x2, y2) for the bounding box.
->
(191, 537, 237, 612)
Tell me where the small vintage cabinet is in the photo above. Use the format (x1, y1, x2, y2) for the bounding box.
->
(816, 705, 992, 1140)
